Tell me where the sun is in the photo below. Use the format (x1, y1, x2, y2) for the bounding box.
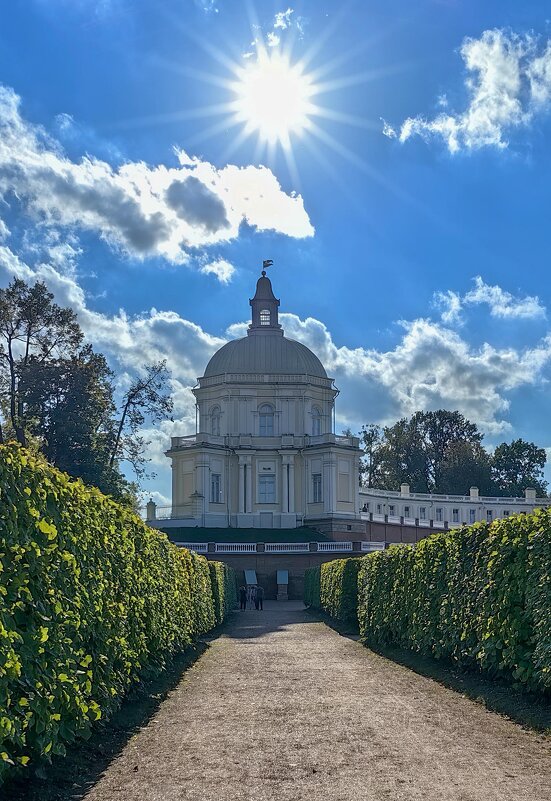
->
(231, 51, 315, 147)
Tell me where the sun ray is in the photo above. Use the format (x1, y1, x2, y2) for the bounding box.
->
(107, 102, 235, 132)
(308, 105, 381, 132)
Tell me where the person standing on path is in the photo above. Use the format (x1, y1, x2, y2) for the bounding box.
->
(255, 585, 264, 611)
(247, 585, 255, 610)
(239, 585, 247, 610)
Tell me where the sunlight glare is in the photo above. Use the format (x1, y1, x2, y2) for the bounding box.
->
(232, 52, 315, 146)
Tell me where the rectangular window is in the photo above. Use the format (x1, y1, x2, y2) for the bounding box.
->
(376, 503, 382, 514)
(486, 509, 493, 522)
(258, 474, 276, 503)
(210, 473, 221, 504)
(404, 505, 410, 517)
(388, 504, 395, 515)
(419, 507, 426, 520)
(436, 508, 443, 522)
(469, 508, 476, 524)
(452, 508, 459, 523)
(312, 473, 322, 503)
(503, 510, 510, 517)
(259, 411, 274, 436)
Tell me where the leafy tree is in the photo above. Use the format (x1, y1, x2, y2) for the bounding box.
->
(415, 410, 483, 490)
(0, 278, 82, 446)
(110, 360, 173, 480)
(361, 410, 484, 492)
(359, 423, 382, 487)
(375, 417, 428, 491)
(437, 441, 493, 495)
(491, 439, 547, 497)
(0, 278, 173, 501)
(19, 345, 135, 501)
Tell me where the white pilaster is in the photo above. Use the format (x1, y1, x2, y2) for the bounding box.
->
(281, 460, 289, 513)
(288, 458, 295, 513)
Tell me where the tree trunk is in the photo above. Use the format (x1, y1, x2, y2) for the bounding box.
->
(110, 401, 129, 468)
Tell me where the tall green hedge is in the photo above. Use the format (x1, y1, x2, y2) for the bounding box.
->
(209, 561, 237, 625)
(0, 444, 234, 782)
(304, 558, 363, 627)
(304, 565, 321, 609)
(358, 511, 551, 692)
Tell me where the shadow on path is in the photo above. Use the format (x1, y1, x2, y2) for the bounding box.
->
(5, 643, 208, 801)
(368, 642, 551, 734)
(5, 602, 310, 800)
(223, 600, 317, 639)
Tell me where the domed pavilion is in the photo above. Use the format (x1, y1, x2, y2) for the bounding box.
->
(165, 266, 361, 531)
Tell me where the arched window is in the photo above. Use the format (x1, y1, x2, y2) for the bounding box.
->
(211, 405, 221, 436)
(259, 309, 270, 326)
(312, 406, 322, 436)
(258, 403, 274, 436)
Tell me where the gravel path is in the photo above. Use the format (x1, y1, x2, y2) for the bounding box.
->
(85, 601, 551, 801)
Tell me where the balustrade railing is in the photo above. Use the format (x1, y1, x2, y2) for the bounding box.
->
(264, 543, 310, 553)
(177, 542, 208, 553)
(215, 543, 257, 553)
(361, 541, 385, 551)
(317, 541, 353, 552)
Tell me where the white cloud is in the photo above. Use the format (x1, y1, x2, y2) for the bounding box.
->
(274, 9, 294, 30)
(385, 29, 551, 152)
(199, 258, 236, 284)
(433, 289, 463, 324)
(2, 241, 551, 493)
(0, 85, 313, 268)
(246, 7, 304, 57)
(465, 276, 546, 319)
(229, 311, 551, 436)
(434, 276, 546, 323)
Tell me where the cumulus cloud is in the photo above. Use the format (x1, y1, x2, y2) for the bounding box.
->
(2, 238, 551, 490)
(465, 276, 546, 319)
(384, 29, 551, 152)
(434, 276, 546, 323)
(228, 311, 551, 435)
(199, 258, 236, 284)
(0, 85, 313, 266)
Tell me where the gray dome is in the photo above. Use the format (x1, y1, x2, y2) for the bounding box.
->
(203, 334, 327, 378)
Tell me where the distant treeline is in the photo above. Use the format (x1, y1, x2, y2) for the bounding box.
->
(357, 410, 547, 496)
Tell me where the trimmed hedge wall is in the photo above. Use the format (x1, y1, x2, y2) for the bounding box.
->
(358, 512, 551, 692)
(0, 445, 235, 782)
(304, 558, 363, 627)
(209, 561, 237, 625)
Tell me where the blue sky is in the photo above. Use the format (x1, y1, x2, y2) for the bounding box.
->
(2, 0, 551, 503)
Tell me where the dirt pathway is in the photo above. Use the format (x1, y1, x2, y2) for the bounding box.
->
(84, 601, 551, 801)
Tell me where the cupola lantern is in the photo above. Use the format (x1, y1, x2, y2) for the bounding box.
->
(248, 261, 282, 335)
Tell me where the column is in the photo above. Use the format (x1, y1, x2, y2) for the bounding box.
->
(245, 461, 253, 513)
(238, 462, 245, 513)
(281, 460, 289, 513)
(288, 457, 295, 513)
(323, 454, 337, 514)
(196, 455, 209, 518)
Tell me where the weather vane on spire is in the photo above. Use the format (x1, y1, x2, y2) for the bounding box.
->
(262, 259, 273, 276)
